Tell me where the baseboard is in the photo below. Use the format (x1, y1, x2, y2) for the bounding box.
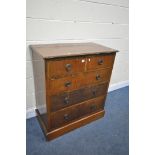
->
(26, 107, 36, 119)
(26, 80, 129, 119)
(108, 80, 129, 92)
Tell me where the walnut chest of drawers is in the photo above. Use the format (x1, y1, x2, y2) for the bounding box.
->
(30, 42, 118, 141)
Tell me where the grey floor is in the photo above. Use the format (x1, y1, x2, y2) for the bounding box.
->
(26, 86, 129, 155)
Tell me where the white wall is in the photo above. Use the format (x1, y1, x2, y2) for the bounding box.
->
(26, 0, 129, 118)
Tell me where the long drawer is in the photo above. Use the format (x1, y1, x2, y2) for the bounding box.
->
(47, 68, 112, 94)
(51, 83, 108, 112)
(50, 96, 105, 129)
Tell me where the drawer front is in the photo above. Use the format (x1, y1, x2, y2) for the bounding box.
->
(51, 96, 105, 129)
(47, 73, 81, 94)
(86, 53, 115, 71)
(47, 68, 112, 94)
(46, 57, 86, 79)
(51, 83, 108, 112)
(84, 68, 112, 86)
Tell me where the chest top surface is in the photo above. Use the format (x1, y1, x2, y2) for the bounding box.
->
(30, 42, 118, 59)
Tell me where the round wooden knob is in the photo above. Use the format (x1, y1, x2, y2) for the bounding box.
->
(98, 59, 103, 65)
(64, 114, 69, 120)
(65, 81, 72, 87)
(65, 64, 72, 72)
(90, 105, 97, 110)
(92, 89, 96, 95)
(96, 74, 101, 80)
(64, 97, 69, 104)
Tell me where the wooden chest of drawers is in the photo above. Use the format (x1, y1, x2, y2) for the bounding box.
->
(30, 43, 118, 141)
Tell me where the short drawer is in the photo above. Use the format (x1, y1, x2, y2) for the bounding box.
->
(50, 96, 105, 129)
(47, 68, 112, 94)
(86, 53, 115, 71)
(84, 68, 112, 86)
(51, 83, 108, 112)
(46, 56, 86, 79)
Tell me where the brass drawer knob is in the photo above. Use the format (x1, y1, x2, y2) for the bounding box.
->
(65, 81, 72, 87)
(64, 114, 69, 120)
(64, 97, 69, 104)
(65, 64, 72, 72)
(98, 59, 103, 65)
(96, 74, 101, 80)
